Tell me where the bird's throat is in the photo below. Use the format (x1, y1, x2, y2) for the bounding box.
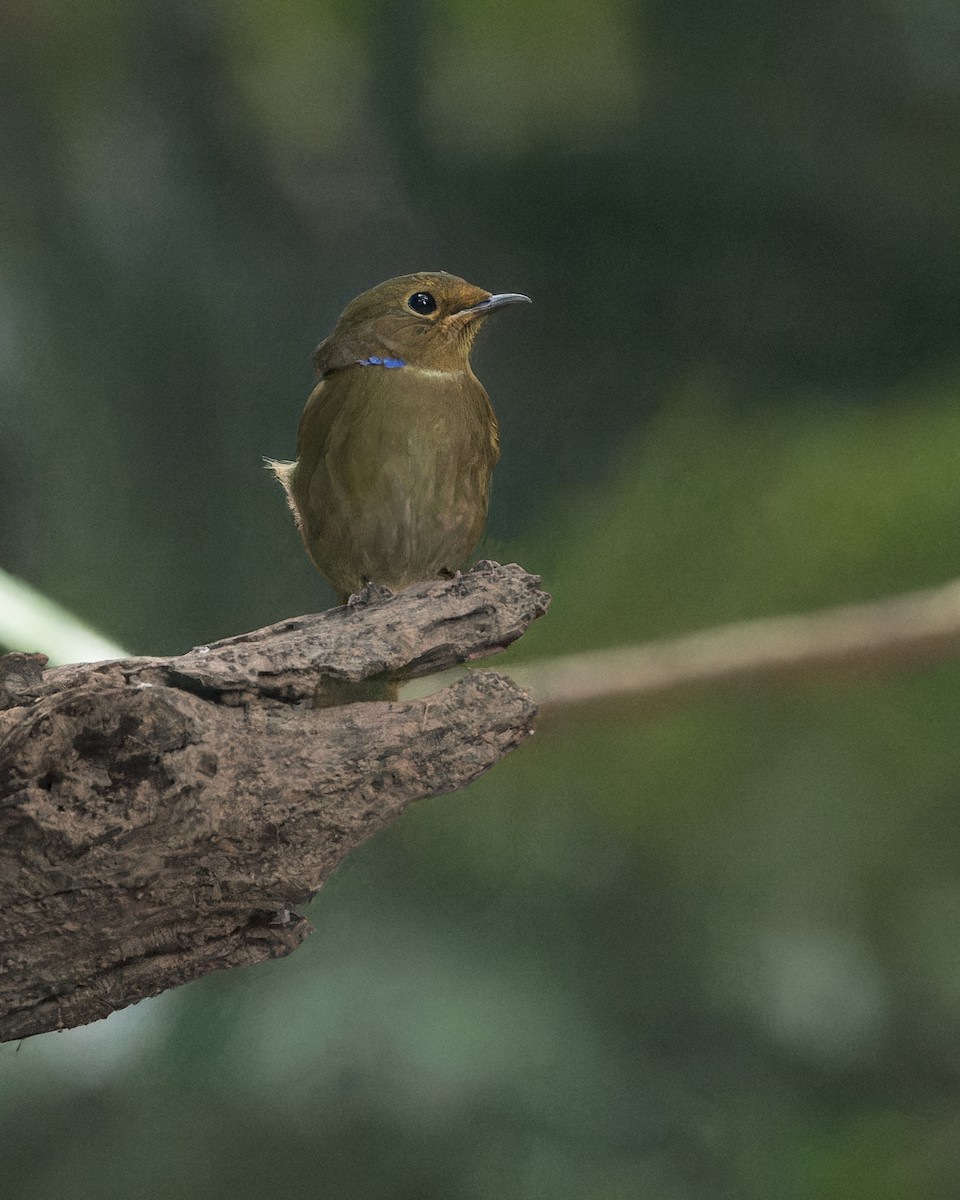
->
(355, 359, 471, 382)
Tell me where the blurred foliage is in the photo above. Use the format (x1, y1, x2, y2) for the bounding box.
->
(3, 0, 960, 1197)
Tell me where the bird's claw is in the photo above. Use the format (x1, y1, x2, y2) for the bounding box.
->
(347, 581, 395, 609)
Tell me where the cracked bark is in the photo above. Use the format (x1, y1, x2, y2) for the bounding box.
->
(0, 561, 549, 1043)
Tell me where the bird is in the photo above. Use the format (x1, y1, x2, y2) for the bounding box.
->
(268, 271, 531, 605)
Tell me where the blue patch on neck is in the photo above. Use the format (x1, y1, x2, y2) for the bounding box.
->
(358, 356, 406, 369)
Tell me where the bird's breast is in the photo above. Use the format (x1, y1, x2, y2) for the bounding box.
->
(331, 367, 495, 492)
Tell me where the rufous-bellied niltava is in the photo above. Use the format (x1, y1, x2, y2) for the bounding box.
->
(269, 272, 530, 604)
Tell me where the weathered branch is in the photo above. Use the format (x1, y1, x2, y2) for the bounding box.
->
(0, 561, 549, 1043)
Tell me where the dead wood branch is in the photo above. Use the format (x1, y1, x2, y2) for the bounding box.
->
(0, 561, 549, 1043)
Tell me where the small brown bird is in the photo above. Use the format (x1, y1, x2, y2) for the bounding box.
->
(269, 271, 530, 604)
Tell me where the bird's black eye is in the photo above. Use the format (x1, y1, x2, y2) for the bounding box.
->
(407, 291, 437, 315)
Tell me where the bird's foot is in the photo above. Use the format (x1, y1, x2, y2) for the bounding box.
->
(347, 581, 395, 609)
(437, 567, 472, 595)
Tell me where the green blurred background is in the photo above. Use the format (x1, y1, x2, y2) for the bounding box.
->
(3, 1, 960, 1196)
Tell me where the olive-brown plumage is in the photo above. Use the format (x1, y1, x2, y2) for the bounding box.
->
(269, 272, 530, 603)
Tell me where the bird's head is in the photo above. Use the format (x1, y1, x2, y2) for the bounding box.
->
(312, 271, 530, 377)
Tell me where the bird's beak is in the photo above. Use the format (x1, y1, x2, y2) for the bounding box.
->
(459, 292, 532, 318)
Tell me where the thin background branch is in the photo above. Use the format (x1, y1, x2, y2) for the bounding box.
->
(513, 577, 960, 711)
